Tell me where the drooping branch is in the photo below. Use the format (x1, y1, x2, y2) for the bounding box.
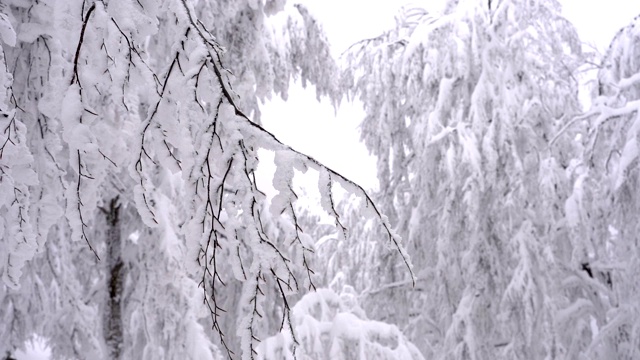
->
(70, 4, 97, 87)
(178, 0, 415, 285)
(68, 3, 100, 259)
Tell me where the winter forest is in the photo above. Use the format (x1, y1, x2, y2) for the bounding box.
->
(2, 0, 640, 359)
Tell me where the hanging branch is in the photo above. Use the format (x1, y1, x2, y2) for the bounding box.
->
(68, 3, 100, 260)
(178, 0, 416, 285)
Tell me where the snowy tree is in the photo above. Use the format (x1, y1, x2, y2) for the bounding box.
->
(0, 0, 411, 358)
(560, 14, 640, 359)
(341, 0, 585, 358)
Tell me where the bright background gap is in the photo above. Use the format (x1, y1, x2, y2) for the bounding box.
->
(260, 0, 640, 195)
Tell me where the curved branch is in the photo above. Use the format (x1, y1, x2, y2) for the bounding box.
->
(178, 0, 415, 286)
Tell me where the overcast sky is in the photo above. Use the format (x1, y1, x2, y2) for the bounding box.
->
(261, 0, 640, 192)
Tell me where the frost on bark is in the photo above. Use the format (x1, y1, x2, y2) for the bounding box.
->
(102, 198, 123, 360)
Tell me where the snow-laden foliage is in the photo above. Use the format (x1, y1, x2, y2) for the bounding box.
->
(560, 14, 640, 359)
(120, 194, 222, 360)
(0, 0, 412, 358)
(257, 287, 424, 360)
(340, 0, 586, 358)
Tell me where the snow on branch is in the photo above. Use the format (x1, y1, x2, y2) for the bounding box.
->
(1, 0, 414, 357)
(47, 1, 412, 357)
(257, 288, 425, 360)
(0, 37, 38, 288)
(162, 2, 416, 356)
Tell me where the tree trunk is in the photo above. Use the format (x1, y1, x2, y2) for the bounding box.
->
(103, 197, 123, 359)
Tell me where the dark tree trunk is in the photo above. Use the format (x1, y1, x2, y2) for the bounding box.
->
(103, 197, 123, 359)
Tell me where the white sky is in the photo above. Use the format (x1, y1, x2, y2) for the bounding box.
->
(563, 0, 640, 54)
(260, 0, 429, 192)
(261, 0, 640, 193)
